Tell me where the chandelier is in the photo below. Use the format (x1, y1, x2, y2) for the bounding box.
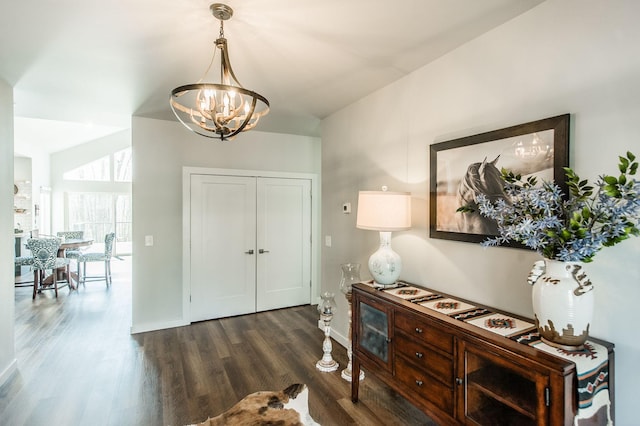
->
(170, 3, 270, 141)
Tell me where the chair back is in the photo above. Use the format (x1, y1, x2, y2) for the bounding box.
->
(57, 230, 84, 239)
(27, 238, 62, 270)
(104, 233, 116, 258)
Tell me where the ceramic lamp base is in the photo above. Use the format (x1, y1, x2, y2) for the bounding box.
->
(368, 231, 402, 286)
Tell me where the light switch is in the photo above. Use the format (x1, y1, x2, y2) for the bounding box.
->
(325, 235, 332, 247)
(342, 202, 351, 214)
(145, 235, 154, 246)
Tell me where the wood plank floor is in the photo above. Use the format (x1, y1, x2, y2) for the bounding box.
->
(1, 257, 437, 425)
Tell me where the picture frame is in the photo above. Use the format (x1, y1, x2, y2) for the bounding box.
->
(429, 114, 570, 245)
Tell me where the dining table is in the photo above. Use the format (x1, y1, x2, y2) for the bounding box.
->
(42, 237, 94, 290)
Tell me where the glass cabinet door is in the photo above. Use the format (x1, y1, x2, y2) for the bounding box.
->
(356, 298, 392, 370)
(458, 340, 548, 426)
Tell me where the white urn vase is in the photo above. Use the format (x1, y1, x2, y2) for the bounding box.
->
(528, 259, 594, 349)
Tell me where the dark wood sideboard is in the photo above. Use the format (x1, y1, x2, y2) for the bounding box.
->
(351, 282, 614, 426)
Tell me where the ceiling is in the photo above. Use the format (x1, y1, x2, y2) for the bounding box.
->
(1, 0, 545, 154)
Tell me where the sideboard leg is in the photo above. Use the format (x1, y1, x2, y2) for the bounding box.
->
(351, 358, 360, 403)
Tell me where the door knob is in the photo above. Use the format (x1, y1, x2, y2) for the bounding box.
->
(245, 250, 254, 254)
(259, 249, 270, 254)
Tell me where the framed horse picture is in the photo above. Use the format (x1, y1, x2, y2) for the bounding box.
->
(429, 114, 570, 245)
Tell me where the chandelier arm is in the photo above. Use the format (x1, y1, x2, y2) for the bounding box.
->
(198, 44, 218, 84)
(222, 95, 243, 123)
(171, 87, 220, 132)
(171, 84, 268, 104)
(218, 38, 244, 88)
(170, 96, 199, 115)
(171, 86, 269, 120)
(195, 89, 214, 121)
(170, 100, 224, 139)
(230, 98, 258, 135)
(189, 112, 222, 133)
(240, 117, 260, 132)
(218, 39, 229, 85)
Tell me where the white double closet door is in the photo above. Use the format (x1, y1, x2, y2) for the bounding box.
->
(190, 174, 311, 322)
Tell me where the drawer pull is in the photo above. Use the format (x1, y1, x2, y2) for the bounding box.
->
(415, 352, 424, 359)
(415, 327, 423, 333)
(415, 380, 423, 386)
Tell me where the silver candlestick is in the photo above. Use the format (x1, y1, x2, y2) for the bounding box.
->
(316, 292, 339, 372)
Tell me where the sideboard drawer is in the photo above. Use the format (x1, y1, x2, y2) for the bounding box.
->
(395, 356, 454, 414)
(395, 332, 453, 385)
(395, 310, 454, 355)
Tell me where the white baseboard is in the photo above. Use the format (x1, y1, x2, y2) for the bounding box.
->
(317, 319, 348, 348)
(0, 359, 18, 387)
(130, 319, 190, 334)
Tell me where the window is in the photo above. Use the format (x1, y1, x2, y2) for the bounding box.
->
(63, 147, 132, 182)
(67, 192, 132, 255)
(115, 194, 132, 254)
(114, 148, 132, 182)
(63, 147, 132, 255)
(63, 156, 110, 181)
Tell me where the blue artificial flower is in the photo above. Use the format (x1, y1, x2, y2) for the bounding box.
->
(469, 152, 640, 262)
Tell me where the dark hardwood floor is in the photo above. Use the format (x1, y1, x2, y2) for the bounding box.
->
(1, 257, 437, 425)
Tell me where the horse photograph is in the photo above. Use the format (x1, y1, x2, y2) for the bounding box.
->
(432, 129, 555, 236)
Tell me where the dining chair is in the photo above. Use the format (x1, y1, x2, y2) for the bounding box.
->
(14, 229, 41, 287)
(56, 230, 85, 277)
(27, 237, 71, 299)
(78, 232, 116, 287)
(56, 230, 84, 239)
(14, 255, 34, 287)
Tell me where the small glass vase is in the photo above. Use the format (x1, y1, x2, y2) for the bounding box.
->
(339, 263, 361, 295)
(339, 263, 365, 382)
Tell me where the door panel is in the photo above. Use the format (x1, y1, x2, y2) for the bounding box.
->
(256, 178, 311, 311)
(190, 174, 311, 321)
(190, 175, 256, 321)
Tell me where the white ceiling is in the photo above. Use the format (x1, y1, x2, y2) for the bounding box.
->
(1, 0, 545, 153)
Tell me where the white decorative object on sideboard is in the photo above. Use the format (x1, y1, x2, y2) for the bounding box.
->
(356, 187, 411, 287)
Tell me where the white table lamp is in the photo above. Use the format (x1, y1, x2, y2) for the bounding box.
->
(356, 188, 411, 287)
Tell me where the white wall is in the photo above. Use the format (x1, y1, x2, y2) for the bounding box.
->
(321, 0, 640, 423)
(13, 157, 31, 182)
(131, 117, 321, 332)
(0, 78, 16, 385)
(14, 137, 52, 235)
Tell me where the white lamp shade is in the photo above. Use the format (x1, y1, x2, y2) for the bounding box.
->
(356, 190, 412, 287)
(356, 191, 412, 231)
